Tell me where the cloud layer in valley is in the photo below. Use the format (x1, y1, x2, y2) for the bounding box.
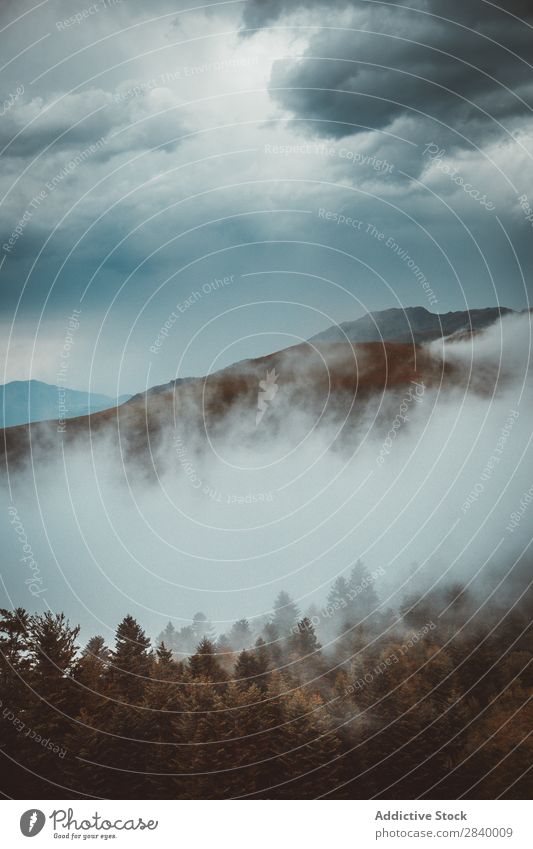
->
(1, 314, 531, 643)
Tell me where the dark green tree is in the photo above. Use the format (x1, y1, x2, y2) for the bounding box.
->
(109, 615, 152, 701)
(272, 591, 300, 636)
(290, 617, 322, 657)
(0, 607, 30, 690)
(189, 637, 224, 680)
(75, 635, 110, 692)
(27, 612, 80, 712)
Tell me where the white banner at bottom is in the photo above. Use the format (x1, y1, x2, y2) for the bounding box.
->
(1, 799, 530, 848)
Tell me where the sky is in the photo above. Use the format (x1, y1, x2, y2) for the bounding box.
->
(1, 1, 532, 635)
(0, 0, 532, 395)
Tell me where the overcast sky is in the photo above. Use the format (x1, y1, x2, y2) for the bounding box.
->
(1, 0, 532, 394)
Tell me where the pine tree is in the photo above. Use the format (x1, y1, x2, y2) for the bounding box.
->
(214, 632, 236, 675)
(141, 641, 186, 796)
(21, 613, 80, 784)
(0, 607, 30, 690)
(191, 612, 215, 643)
(155, 642, 174, 667)
(262, 621, 283, 667)
(0, 608, 32, 782)
(26, 612, 80, 714)
(272, 591, 300, 636)
(110, 615, 152, 701)
(254, 637, 271, 685)
(324, 576, 351, 638)
(327, 576, 350, 609)
(288, 618, 322, 685)
(76, 635, 110, 691)
(189, 637, 224, 680)
(83, 634, 110, 660)
(290, 617, 322, 657)
(175, 625, 195, 656)
(229, 618, 253, 651)
(348, 560, 380, 621)
(71, 624, 155, 798)
(234, 649, 261, 686)
(156, 621, 179, 654)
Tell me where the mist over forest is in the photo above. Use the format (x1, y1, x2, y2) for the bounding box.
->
(1, 0, 532, 805)
(1, 312, 531, 798)
(2, 313, 532, 639)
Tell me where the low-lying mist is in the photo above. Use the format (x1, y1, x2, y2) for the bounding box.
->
(2, 313, 531, 644)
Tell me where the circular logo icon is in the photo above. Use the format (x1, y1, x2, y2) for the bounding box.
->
(20, 810, 46, 837)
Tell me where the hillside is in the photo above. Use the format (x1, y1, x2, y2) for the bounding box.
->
(309, 306, 514, 344)
(0, 340, 460, 473)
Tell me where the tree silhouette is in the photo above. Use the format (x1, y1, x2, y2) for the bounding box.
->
(189, 637, 224, 681)
(272, 591, 300, 636)
(109, 615, 152, 701)
(0, 579, 530, 800)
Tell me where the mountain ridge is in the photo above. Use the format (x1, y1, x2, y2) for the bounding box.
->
(0, 306, 517, 443)
(309, 306, 515, 345)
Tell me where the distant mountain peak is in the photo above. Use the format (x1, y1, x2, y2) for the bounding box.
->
(310, 305, 513, 345)
(0, 379, 131, 428)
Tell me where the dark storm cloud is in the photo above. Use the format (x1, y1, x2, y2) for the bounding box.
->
(242, 0, 533, 29)
(0, 87, 187, 160)
(241, 0, 345, 29)
(0, 93, 114, 159)
(243, 0, 533, 148)
(1, 0, 532, 394)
